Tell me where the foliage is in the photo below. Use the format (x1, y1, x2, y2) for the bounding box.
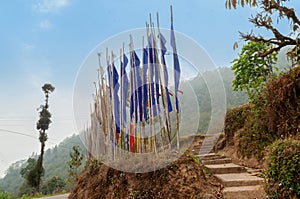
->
(226, 0, 300, 63)
(86, 158, 103, 176)
(18, 182, 35, 198)
(224, 103, 252, 145)
(224, 66, 300, 160)
(263, 66, 300, 138)
(0, 160, 25, 196)
(264, 139, 300, 198)
(0, 134, 84, 196)
(67, 146, 84, 180)
(231, 41, 278, 100)
(41, 176, 66, 195)
(0, 191, 14, 199)
(20, 158, 40, 189)
(225, 0, 258, 9)
(36, 83, 55, 193)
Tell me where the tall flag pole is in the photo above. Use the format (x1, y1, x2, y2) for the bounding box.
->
(157, 12, 173, 148)
(151, 14, 170, 152)
(112, 51, 121, 147)
(107, 48, 116, 159)
(120, 48, 124, 151)
(170, 6, 181, 150)
(141, 36, 146, 153)
(149, 14, 161, 154)
(133, 41, 143, 153)
(146, 23, 155, 153)
(98, 53, 110, 156)
(120, 44, 129, 151)
(129, 35, 140, 152)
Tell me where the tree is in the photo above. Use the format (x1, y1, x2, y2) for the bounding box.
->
(67, 145, 84, 181)
(20, 158, 39, 188)
(36, 83, 55, 193)
(41, 176, 66, 194)
(19, 158, 42, 196)
(231, 41, 278, 99)
(226, 0, 300, 64)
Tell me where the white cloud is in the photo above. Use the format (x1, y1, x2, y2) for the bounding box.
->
(33, 0, 69, 13)
(39, 19, 52, 30)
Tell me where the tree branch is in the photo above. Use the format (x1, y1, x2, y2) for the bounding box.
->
(262, 0, 300, 25)
(240, 32, 297, 58)
(250, 13, 294, 43)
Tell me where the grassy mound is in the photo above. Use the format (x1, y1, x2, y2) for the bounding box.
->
(264, 139, 300, 198)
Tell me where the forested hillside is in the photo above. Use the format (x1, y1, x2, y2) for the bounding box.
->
(180, 67, 248, 134)
(0, 134, 85, 195)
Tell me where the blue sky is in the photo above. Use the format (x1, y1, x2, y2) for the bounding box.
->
(0, 0, 297, 177)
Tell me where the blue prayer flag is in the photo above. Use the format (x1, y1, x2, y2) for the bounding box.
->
(142, 48, 148, 121)
(112, 63, 120, 133)
(130, 50, 142, 123)
(170, 22, 181, 111)
(121, 53, 129, 127)
(159, 33, 173, 112)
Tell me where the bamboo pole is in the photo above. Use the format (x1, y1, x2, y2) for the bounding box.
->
(120, 47, 124, 152)
(129, 35, 137, 153)
(146, 23, 154, 153)
(157, 12, 172, 150)
(170, 5, 180, 150)
(106, 49, 115, 159)
(97, 53, 111, 156)
(134, 38, 143, 154)
(141, 36, 147, 153)
(122, 44, 129, 153)
(111, 50, 118, 158)
(150, 14, 166, 153)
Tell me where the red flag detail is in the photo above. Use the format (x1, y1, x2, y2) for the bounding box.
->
(130, 124, 135, 152)
(116, 133, 120, 144)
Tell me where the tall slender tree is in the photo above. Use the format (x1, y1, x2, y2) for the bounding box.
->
(36, 83, 55, 193)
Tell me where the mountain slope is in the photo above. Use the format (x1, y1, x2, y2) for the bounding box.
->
(0, 134, 85, 195)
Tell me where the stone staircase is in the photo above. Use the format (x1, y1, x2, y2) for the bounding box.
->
(198, 153, 266, 199)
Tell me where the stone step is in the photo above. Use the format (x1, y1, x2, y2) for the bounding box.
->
(202, 158, 232, 165)
(204, 163, 246, 174)
(223, 185, 266, 199)
(215, 173, 264, 187)
(197, 153, 222, 160)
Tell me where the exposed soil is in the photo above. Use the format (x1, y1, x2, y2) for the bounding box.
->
(69, 135, 222, 199)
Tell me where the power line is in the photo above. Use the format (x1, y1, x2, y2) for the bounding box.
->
(0, 128, 60, 146)
(0, 128, 84, 150)
(0, 128, 37, 140)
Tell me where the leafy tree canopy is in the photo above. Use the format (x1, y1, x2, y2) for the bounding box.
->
(231, 41, 278, 99)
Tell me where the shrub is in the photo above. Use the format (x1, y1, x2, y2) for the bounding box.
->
(41, 176, 66, 194)
(264, 138, 300, 198)
(0, 192, 14, 199)
(224, 103, 251, 145)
